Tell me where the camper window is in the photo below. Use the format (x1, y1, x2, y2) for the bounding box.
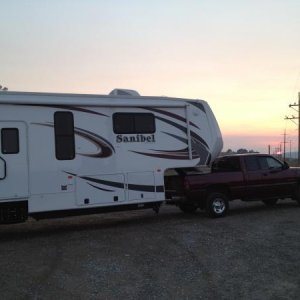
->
(1, 128, 19, 154)
(54, 112, 75, 160)
(113, 113, 155, 134)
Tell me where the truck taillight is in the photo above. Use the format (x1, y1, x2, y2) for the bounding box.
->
(184, 178, 190, 190)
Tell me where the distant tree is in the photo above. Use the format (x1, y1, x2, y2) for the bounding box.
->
(237, 148, 248, 154)
(225, 149, 234, 154)
(221, 148, 259, 156)
(248, 149, 258, 153)
(0, 84, 8, 91)
(220, 149, 234, 156)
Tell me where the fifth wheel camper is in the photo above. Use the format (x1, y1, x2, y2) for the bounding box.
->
(0, 88, 223, 224)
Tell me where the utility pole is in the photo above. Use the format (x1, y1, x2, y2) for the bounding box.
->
(281, 129, 287, 161)
(285, 92, 300, 165)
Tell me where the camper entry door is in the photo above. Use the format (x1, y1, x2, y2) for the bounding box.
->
(0, 122, 29, 201)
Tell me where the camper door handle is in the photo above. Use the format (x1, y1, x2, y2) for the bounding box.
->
(0, 156, 7, 180)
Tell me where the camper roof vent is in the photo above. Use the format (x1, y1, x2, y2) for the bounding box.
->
(109, 89, 140, 97)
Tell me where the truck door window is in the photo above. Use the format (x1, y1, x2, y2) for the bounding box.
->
(1, 128, 19, 154)
(229, 157, 241, 171)
(244, 156, 260, 171)
(266, 157, 282, 169)
(212, 157, 241, 172)
(258, 157, 269, 170)
(257, 156, 282, 170)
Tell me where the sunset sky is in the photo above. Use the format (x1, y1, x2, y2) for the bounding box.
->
(1, 0, 300, 154)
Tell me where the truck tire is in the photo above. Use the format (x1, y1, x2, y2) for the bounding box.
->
(206, 192, 229, 218)
(262, 199, 278, 206)
(178, 202, 198, 213)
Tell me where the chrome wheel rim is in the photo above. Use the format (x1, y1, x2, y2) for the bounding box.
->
(212, 198, 226, 214)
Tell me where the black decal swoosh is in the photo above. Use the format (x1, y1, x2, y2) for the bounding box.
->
(128, 184, 155, 192)
(155, 116, 188, 133)
(155, 116, 209, 148)
(188, 101, 206, 113)
(126, 184, 164, 193)
(31, 122, 54, 129)
(64, 171, 77, 177)
(190, 132, 208, 148)
(31, 123, 114, 158)
(150, 147, 199, 155)
(191, 142, 210, 165)
(81, 175, 162, 193)
(128, 183, 164, 192)
(142, 107, 199, 129)
(64, 172, 164, 193)
(74, 128, 115, 158)
(87, 183, 114, 192)
(26, 104, 109, 117)
(130, 150, 199, 160)
(64, 172, 116, 191)
(161, 132, 188, 144)
(80, 176, 125, 189)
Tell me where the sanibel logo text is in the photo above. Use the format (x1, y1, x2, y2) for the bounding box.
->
(116, 134, 155, 143)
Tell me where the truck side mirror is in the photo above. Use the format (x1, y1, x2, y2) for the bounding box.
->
(0, 157, 6, 179)
(282, 161, 289, 170)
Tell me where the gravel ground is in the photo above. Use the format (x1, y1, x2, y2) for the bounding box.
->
(0, 199, 299, 300)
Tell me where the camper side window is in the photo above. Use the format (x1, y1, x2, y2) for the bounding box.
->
(1, 128, 19, 154)
(54, 112, 75, 160)
(113, 113, 155, 134)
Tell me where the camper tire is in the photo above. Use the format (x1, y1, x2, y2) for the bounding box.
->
(206, 192, 229, 218)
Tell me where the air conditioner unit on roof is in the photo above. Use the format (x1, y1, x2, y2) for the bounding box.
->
(109, 89, 140, 96)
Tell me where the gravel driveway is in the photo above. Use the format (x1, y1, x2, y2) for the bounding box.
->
(0, 199, 299, 300)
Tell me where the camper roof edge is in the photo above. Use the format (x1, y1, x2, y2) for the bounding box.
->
(0, 91, 205, 107)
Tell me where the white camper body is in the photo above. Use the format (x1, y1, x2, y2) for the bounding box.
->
(0, 89, 223, 223)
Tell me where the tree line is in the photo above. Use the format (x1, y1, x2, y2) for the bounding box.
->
(221, 148, 259, 155)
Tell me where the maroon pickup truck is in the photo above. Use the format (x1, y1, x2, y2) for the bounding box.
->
(165, 154, 300, 217)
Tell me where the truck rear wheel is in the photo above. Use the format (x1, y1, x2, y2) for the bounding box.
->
(206, 192, 229, 218)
